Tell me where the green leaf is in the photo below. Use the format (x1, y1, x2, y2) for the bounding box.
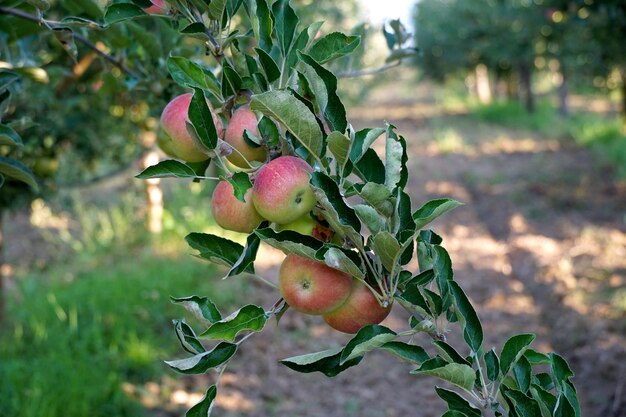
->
(271, 0, 298, 55)
(413, 359, 476, 392)
(0, 156, 38, 192)
(354, 148, 385, 184)
(383, 24, 396, 49)
(309, 32, 361, 64)
(188, 88, 219, 151)
(104, 3, 146, 25)
(554, 392, 576, 417)
(398, 283, 431, 316)
(254, 227, 323, 259)
(485, 348, 500, 382)
(504, 389, 542, 417)
(530, 385, 557, 417)
(253, 0, 273, 52)
(208, 0, 227, 20)
(167, 57, 221, 98)
(185, 233, 251, 272)
(171, 295, 222, 324)
(433, 245, 453, 307)
(435, 387, 482, 417)
(255, 48, 280, 83)
(371, 231, 401, 272)
(226, 227, 263, 278)
(348, 128, 386, 165)
(0, 124, 23, 147)
(500, 334, 536, 376)
(299, 62, 328, 113)
(225, 172, 252, 203)
(449, 281, 483, 353)
(280, 347, 363, 377)
(340, 325, 397, 364)
(354, 204, 386, 235)
(381, 341, 430, 364)
(136, 160, 197, 179)
(165, 342, 237, 374)
(310, 172, 362, 243)
(186, 385, 217, 417)
(549, 352, 574, 384)
(358, 182, 394, 217)
(433, 341, 470, 366)
(250, 90, 323, 161)
(327, 131, 350, 170)
(384, 124, 408, 191)
(524, 349, 551, 365)
(298, 52, 347, 133)
(0, 175, 4, 189)
(316, 245, 365, 279)
(257, 117, 280, 147)
(200, 305, 267, 341)
(173, 320, 206, 354)
(404, 269, 436, 287)
(513, 356, 532, 393)
(561, 381, 581, 417)
(221, 65, 242, 97)
(441, 412, 469, 417)
(413, 198, 463, 230)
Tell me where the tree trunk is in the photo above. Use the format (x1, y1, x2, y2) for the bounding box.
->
(507, 72, 519, 101)
(475, 64, 493, 104)
(558, 71, 569, 117)
(519, 62, 535, 113)
(141, 149, 164, 234)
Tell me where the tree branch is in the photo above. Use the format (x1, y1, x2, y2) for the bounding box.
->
(337, 61, 402, 79)
(0, 6, 138, 78)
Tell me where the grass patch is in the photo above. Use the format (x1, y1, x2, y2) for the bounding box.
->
(0, 247, 245, 417)
(470, 100, 564, 134)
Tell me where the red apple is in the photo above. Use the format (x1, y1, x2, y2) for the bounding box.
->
(252, 156, 317, 224)
(160, 93, 224, 163)
(279, 254, 353, 315)
(211, 180, 264, 233)
(224, 106, 267, 167)
(144, 0, 168, 14)
(323, 281, 392, 334)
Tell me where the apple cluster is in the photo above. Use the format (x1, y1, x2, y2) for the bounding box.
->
(158, 93, 391, 333)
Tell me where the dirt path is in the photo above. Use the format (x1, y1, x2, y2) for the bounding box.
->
(184, 84, 626, 417)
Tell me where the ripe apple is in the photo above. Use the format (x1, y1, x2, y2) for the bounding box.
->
(211, 180, 264, 233)
(224, 106, 267, 167)
(252, 155, 317, 225)
(160, 93, 224, 163)
(323, 281, 392, 333)
(144, 0, 168, 14)
(156, 129, 179, 158)
(279, 254, 353, 315)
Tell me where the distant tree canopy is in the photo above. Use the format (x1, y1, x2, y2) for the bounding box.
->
(413, 0, 626, 114)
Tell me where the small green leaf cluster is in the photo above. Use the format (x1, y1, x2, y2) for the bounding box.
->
(125, 1, 580, 416)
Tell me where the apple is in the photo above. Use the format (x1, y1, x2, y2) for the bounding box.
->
(144, 0, 168, 14)
(323, 281, 392, 334)
(211, 180, 264, 233)
(156, 129, 179, 158)
(160, 93, 224, 163)
(277, 213, 339, 243)
(252, 155, 317, 224)
(224, 106, 268, 167)
(279, 254, 353, 315)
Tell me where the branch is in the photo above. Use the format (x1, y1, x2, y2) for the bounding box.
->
(0, 6, 138, 78)
(337, 61, 402, 79)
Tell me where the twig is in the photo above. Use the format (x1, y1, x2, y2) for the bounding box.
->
(337, 61, 402, 79)
(0, 6, 138, 78)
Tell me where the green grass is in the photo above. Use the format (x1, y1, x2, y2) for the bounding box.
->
(0, 236, 245, 417)
(569, 115, 626, 178)
(470, 100, 565, 135)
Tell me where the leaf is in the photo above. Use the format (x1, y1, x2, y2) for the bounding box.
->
(433, 245, 453, 307)
(500, 334, 536, 376)
(299, 62, 328, 114)
(354, 204, 386, 235)
(348, 128, 386, 165)
(354, 148, 385, 184)
(104, 3, 146, 25)
(253, 0, 273, 52)
(221, 65, 242, 97)
(485, 348, 500, 382)
(188, 88, 218, 151)
(524, 349, 551, 365)
(185, 233, 252, 272)
(186, 385, 217, 417)
(171, 296, 222, 324)
(381, 341, 430, 364)
(0, 124, 23, 147)
(225, 172, 252, 203)
(371, 231, 401, 272)
(310, 172, 362, 243)
(549, 353, 575, 384)
(316, 246, 365, 279)
(504, 389, 542, 417)
(561, 381, 581, 417)
(309, 32, 361, 64)
(165, 342, 237, 374)
(255, 227, 323, 259)
(200, 305, 267, 341)
(255, 48, 280, 83)
(208, 0, 227, 20)
(136, 160, 197, 179)
(167, 57, 221, 98)
(513, 356, 532, 393)
(280, 347, 363, 377)
(327, 131, 350, 170)
(0, 156, 38, 192)
(340, 325, 397, 364)
(554, 392, 577, 417)
(298, 52, 347, 133)
(226, 227, 263, 278)
(530, 385, 558, 417)
(413, 198, 463, 230)
(433, 341, 470, 366)
(398, 283, 431, 316)
(271, 0, 298, 55)
(449, 281, 483, 353)
(435, 387, 482, 417)
(414, 358, 476, 392)
(358, 182, 394, 217)
(384, 124, 408, 191)
(173, 320, 206, 355)
(251, 90, 323, 160)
